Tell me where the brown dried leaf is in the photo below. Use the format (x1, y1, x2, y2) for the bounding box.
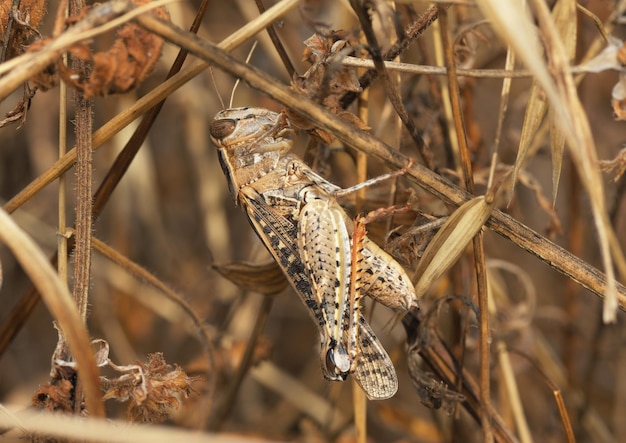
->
(286, 32, 365, 142)
(212, 260, 288, 295)
(1, 0, 47, 60)
(56, 0, 169, 98)
(32, 379, 74, 413)
(407, 358, 465, 413)
(414, 196, 495, 298)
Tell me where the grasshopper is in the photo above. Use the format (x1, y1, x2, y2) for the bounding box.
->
(210, 107, 419, 400)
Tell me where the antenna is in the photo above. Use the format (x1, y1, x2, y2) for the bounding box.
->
(209, 67, 226, 110)
(229, 41, 258, 108)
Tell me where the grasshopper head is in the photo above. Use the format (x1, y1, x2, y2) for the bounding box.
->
(210, 107, 294, 200)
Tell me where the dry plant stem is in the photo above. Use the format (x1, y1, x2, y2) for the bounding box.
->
(341, 57, 623, 78)
(495, 341, 531, 443)
(208, 295, 274, 430)
(350, 0, 433, 170)
(555, 392, 575, 443)
(352, 381, 366, 443)
(355, 90, 368, 208)
(88, 233, 217, 416)
(340, 4, 439, 109)
(438, 8, 492, 442)
(341, 57, 538, 78)
(63, 0, 93, 415)
(3, 0, 300, 215)
(533, 0, 619, 322)
(70, 76, 93, 325)
(511, 347, 576, 442)
(58, 55, 69, 295)
(0, 209, 104, 417)
(0, 406, 282, 443)
(134, 12, 626, 313)
(254, 0, 296, 78)
(564, 169, 583, 384)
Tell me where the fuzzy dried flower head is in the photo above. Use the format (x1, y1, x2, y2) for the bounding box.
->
(103, 353, 196, 424)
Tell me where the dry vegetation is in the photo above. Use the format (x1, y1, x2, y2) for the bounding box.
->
(1, 0, 626, 442)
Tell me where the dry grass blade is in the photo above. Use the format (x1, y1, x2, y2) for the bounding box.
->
(0, 208, 104, 417)
(0, 405, 281, 442)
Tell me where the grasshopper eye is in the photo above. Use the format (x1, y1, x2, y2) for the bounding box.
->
(210, 119, 237, 140)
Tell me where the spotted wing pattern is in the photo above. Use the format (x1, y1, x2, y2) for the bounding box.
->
(241, 187, 398, 399)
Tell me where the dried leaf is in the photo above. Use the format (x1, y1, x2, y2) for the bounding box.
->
(286, 32, 366, 142)
(549, 0, 577, 203)
(0, 0, 47, 60)
(407, 359, 465, 413)
(414, 196, 495, 298)
(599, 147, 626, 181)
(32, 378, 74, 413)
(56, 0, 169, 98)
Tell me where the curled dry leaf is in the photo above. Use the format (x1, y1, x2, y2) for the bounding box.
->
(402, 305, 470, 413)
(1, 0, 46, 127)
(0, 0, 47, 60)
(286, 32, 367, 143)
(33, 333, 89, 414)
(580, 36, 626, 120)
(30, 0, 169, 98)
(32, 378, 74, 413)
(406, 360, 466, 413)
(599, 146, 626, 182)
(63, 0, 169, 98)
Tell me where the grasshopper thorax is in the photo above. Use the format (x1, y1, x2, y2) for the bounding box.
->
(210, 107, 295, 201)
